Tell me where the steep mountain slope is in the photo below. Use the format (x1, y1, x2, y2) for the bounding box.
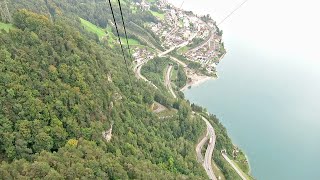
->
(0, 10, 206, 179)
(0, 0, 253, 179)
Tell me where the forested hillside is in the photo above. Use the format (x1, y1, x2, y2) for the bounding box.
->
(0, 0, 251, 179)
(0, 7, 209, 178)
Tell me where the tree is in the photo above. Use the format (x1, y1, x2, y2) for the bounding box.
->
(33, 132, 53, 152)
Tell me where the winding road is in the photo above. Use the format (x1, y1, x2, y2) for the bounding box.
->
(134, 42, 186, 89)
(133, 16, 219, 180)
(164, 65, 177, 98)
(198, 116, 217, 180)
(134, 61, 158, 89)
(147, 21, 218, 180)
(169, 55, 187, 68)
(195, 130, 208, 163)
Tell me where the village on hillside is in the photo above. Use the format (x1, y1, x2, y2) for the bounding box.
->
(132, 0, 226, 74)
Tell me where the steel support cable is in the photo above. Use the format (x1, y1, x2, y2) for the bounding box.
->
(107, 0, 132, 87)
(218, 0, 249, 25)
(116, 0, 133, 59)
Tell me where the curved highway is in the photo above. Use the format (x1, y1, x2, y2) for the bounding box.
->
(133, 19, 218, 180)
(134, 61, 158, 89)
(201, 116, 217, 180)
(164, 65, 177, 98)
(196, 126, 209, 162)
(134, 43, 184, 89)
(157, 22, 218, 180)
(169, 55, 187, 68)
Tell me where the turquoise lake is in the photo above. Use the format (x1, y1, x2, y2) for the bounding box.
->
(170, 0, 320, 179)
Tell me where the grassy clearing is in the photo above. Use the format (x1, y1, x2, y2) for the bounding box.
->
(177, 46, 190, 54)
(128, 21, 164, 50)
(157, 108, 177, 117)
(120, 37, 140, 45)
(110, 0, 127, 5)
(150, 10, 165, 20)
(0, 22, 13, 32)
(80, 18, 106, 38)
(80, 18, 140, 46)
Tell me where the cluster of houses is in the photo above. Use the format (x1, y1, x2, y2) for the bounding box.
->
(147, 4, 209, 49)
(134, 0, 167, 11)
(133, 0, 150, 10)
(185, 33, 224, 72)
(132, 47, 155, 64)
(131, 0, 225, 74)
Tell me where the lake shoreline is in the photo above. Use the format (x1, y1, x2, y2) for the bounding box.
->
(166, 0, 253, 177)
(180, 76, 213, 91)
(183, 76, 254, 178)
(180, 64, 253, 178)
(181, 53, 226, 91)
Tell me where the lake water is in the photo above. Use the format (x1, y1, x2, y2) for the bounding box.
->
(169, 0, 320, 179)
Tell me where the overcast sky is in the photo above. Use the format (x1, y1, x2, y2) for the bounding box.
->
(169, 0, 320, 60)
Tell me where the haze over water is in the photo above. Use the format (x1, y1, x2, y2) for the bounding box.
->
(169, 0, 320, 179)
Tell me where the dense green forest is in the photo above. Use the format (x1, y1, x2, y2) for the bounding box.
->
(0, 9, 208, 179)
(0, 0, 250, 179)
